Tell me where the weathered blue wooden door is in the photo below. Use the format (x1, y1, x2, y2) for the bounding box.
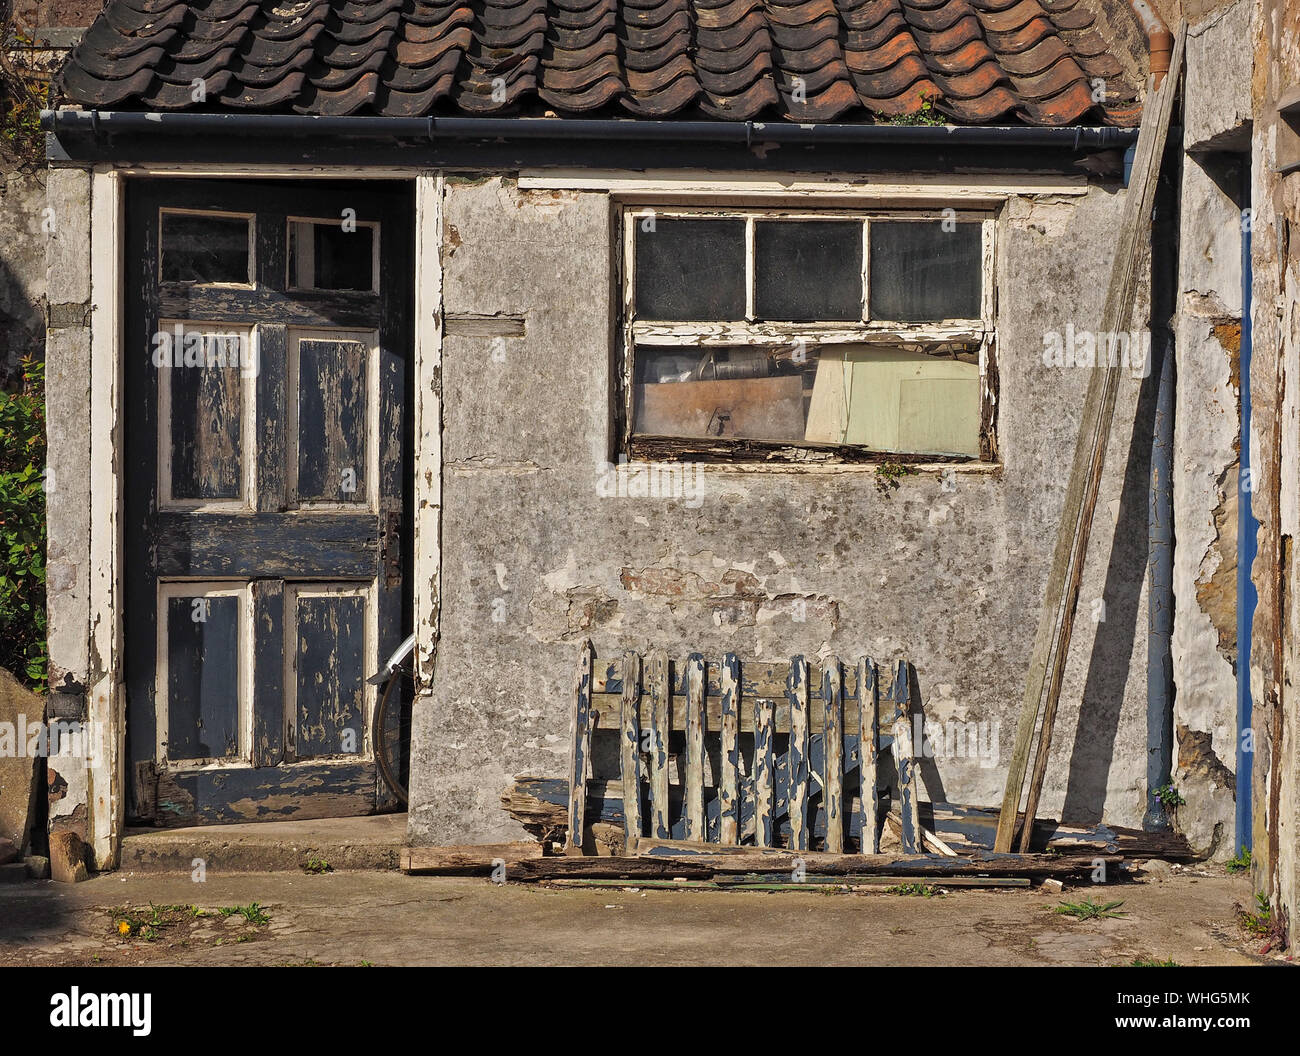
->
(123, 179, 412, 826)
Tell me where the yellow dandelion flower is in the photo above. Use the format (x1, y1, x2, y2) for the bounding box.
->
(118, 921, 131, 936)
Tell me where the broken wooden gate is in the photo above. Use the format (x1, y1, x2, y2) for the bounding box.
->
(567, 642, 923, 855)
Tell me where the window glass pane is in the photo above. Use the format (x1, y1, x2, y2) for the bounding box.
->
(160, 212, 251, 284)
(805, 346, 980, 456)
(754, 220, 862, 321)
(289, 220, 376, 292)
(635, 219, 745, 320)
(869, 221, 982, 321)
(633, 344, 980, 456)
(634, 347, 808, 441)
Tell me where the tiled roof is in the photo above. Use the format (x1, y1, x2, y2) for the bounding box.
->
(57, 0, 1140, 125)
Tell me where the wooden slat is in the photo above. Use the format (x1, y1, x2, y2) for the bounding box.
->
(504, 777, 1197, 859)
(889, 661, 922, 854)
(402, 842, 543, 875)
(619, 650, 642, 844)
(565, 639, 595, 855)
(786, 656, 810, 851)
(858, 657, 880, 854)
(719, 653, 741, 845)
(649, 648, 671, 839)
(594, 658, 874, 699)
(684, 653, 706, 841)
(995, 28, 1187, 853)
(754, 698, 775, 847)
(548, 876, 1032, 890)
(885, 813, 960, 857)
(589, 689, 883, 734)
(822, 657, 844, 854)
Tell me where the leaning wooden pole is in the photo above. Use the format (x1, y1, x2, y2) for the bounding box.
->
(994, 27, 1187, 853)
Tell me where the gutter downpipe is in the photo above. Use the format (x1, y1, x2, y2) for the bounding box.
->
(1129, 0, 1174, 90)
(41, 109, 1138, 150)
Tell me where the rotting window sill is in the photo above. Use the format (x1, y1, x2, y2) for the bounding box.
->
(625, 435, 1001, 474)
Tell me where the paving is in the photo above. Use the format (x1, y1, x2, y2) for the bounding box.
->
(118, 813, 407, 874)
(0, 859, 1273, 967)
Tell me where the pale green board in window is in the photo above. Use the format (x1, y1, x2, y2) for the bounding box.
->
(805, 347, 979, 457)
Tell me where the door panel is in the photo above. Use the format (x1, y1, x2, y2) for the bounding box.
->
(289, 329, 376, 507)
(125, 179, 412, 826)
(159, 326, 255, 507)
(287, 584, 371, 761)
(161, 588, 243, 764)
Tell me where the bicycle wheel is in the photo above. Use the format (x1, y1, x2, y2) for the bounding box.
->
(373, 663, 412, 806)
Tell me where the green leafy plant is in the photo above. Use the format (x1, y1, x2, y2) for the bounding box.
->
(881, 94, 946, 127)
(1153, 783, 1185, 810)
(110, 903, 191, 941)
(1054, 897, 1127, 920)
(1235, 893, 1272, 937)
(0, 356, 48, 686)
(885, 882, 942, 897)
(218, 902, 271, 925)
(301, 853, 333, 874)
(1226, 847, 1251, 873)
(0, 22, 46, 168)
(1130, 956, 1180, 967)
(874, 461, 914, 497)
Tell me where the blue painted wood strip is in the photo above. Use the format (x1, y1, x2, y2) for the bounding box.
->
(822, 657, 845, 853)
(620, 650, 643, 844)
(719, 653, 741, 844)
(786, 656, 810, 851)
(859, 657, 881, 853)
(649, 648, 672, 839)
(566, 639, 595, 855)
(889, 660, 922, 854)
(754, 697, 776, 847)
(685, 653, 706, 841)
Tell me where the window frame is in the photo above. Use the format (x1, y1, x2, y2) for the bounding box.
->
(618, 204, 999, 465)
(157, 207, 256, 288)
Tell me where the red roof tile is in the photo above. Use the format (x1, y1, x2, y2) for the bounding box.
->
(57, 0, 1139, 125)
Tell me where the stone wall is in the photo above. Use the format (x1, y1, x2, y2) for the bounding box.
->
(407, 174, 1157, 846)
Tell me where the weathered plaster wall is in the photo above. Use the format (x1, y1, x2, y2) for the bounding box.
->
(408, 174, 1154, 847)
(42, 162, 93, 845)
(1170, 0, 1253, 860)
(0, 167, 47, 389)
(1249, 0, 1300, 952)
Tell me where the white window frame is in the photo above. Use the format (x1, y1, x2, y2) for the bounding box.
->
(619, 204, 998, 463)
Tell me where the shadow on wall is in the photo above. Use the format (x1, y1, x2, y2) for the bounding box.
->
(0, 221, 47, 391)
(1059, 332, 1163, 825)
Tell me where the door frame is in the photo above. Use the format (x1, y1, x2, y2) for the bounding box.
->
(85, 165, 444, 867)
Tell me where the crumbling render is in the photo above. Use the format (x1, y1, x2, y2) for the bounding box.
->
(1195, 460, 1240, 668)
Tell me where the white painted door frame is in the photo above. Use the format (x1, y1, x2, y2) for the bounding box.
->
(85, 165, 444, 868)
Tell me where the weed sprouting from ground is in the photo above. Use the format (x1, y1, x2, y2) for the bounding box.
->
(1054, 897, 1126, 920)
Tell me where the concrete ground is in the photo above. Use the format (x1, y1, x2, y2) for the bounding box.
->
(0, 862, 1276, 967)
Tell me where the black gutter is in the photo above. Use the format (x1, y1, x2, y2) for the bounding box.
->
(42, 109, 1138, 150)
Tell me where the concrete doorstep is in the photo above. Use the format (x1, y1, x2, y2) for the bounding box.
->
(118, 813, 407, 874)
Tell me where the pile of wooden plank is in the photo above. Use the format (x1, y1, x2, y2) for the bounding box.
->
(403, 835, 1122, 885)
(400, 775, 1193, 886)
(498, 776, 1192, 861)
